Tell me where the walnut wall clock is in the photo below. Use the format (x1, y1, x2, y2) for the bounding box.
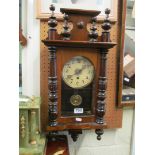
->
(42, 4, 117, 142)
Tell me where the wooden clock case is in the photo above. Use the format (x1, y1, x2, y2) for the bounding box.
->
(42, 5, 117, 142)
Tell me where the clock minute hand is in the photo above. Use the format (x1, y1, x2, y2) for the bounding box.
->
(81, 64, 87, 71)
(67, 65, 87, 78)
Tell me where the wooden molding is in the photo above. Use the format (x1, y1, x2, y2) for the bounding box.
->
(42, 40, 116, 49)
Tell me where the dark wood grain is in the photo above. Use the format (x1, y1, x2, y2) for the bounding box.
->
(47, 122, 107, 131)
(96, 49, 108, 124)
(42, 40, 116, 49)
(60, 8, 101, 16)
(48, 46, 58, 126)
(96, 8, 112, 125)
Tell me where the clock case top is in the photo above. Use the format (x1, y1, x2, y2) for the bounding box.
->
(42, 6, 117, 135)
(43, 7, 116, 45)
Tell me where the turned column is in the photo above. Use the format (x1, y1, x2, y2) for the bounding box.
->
(96, 49, 108, 124)
(95, 46, 108, 141)
(95, 9, 112, 139)
(47, 5, 58, 126)
(48, 46, 58, 126)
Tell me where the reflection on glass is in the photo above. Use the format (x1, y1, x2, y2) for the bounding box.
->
(52, 0, 58, 3)
(122, 0, 135, 103)
(52, 0, 104, 6)
(44, 0, 112, 16)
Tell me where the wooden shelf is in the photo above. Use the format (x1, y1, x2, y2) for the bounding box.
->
(42, 40, 117, 49)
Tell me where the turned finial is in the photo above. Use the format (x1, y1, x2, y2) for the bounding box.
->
(61, 13, 71, 40)
(89, 17, 98, 42)
(101, 8, 111, 42)
(49, 4, 55, 12)
(48, 4, 58, 40)
(95, 129, 104, 140)
(105, 8, 110, 16)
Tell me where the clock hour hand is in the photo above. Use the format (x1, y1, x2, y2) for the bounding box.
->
(75, 65, 87, 75)
(67, 75, 73, 79)
(66, 71, 80, 79)
(66, 65, 87, 78)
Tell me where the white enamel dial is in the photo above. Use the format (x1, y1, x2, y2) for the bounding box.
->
(62, 56, 95, 89)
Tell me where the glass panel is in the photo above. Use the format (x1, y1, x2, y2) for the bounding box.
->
(61, 56, 96, 116)
(122, 0, 135, 103)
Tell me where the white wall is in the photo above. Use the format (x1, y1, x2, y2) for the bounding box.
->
(22, 0, 40, 96)
(21, 1, 134, 155)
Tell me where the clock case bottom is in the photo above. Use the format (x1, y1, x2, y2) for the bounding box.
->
(46, 122, 107, 142)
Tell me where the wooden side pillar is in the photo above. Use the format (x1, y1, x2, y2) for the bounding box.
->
(47, 4, 58, 127)
(96, 49, 108, 124)
(96, 8, 112, 125)
(48, 46, 58, 126)
(95, 8, 112, 140)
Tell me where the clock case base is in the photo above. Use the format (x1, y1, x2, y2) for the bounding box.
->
(46, 122, 107, 142)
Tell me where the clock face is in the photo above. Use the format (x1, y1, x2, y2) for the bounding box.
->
(62, 56, 95, 89)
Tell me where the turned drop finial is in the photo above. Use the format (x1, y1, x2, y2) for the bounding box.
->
(95, 129, 104, 140)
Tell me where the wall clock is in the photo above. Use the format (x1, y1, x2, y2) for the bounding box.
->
(42, 4, 117, 142)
